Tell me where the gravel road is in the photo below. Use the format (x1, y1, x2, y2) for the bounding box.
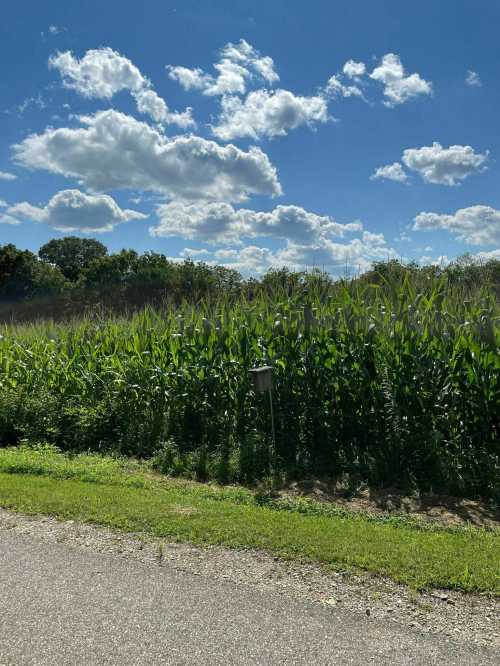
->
(0, 515, 497, 665)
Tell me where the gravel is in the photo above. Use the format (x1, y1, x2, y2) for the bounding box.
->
(0, 507, 498, 651)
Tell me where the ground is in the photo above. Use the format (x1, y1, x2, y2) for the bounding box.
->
(279, 480, 500, 529)
(0, 508, 498, 665)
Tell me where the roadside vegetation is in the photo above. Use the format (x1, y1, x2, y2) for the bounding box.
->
(0, 241, 498, 499)
(1, 239, 498, 591)
(0, 445, 498, 594)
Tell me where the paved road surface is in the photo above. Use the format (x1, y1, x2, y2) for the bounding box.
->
(0, 531, 495, 665)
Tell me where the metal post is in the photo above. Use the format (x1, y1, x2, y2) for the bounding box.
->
(249, 365, 275, 476)
(268, 385, 276, 460)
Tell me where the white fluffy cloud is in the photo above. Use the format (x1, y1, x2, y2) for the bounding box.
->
(49, 48, 146, 97)
(343, 60, 366, 78)
(132, 89, 194, 128)
(0, 171, 17, 181)
(49, 47, 195, 128)
(150, 200, 392, 276)
(277, 231, 392, 271)
(370, 162, 408, 183)
(0, 213, 21, 225)
(212, 89, 329, 141)
(167, 39, 279, 97)
(211, 231, 395, 276)
(466, 70, 482, 87)
(325, 75, 363, 99)
(475, 248, 500, 261)
(5, 189, 146, 232)
(214, 245, 276, 274)
(413, 205, 500, 245)
(418, 254, 450, 267)
(166, 66, 212, 92)
(148, 198, 394, 277)
(13, 110, 282, 202)
(326, 53, 431, 107)
(370, 53, 432, 106)
(180, 248, 210, 258)
(402, 142, 488, 185)
(150, 201, 361, 245)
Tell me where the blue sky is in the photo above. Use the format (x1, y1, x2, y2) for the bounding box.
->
(1, 0, 500, 274)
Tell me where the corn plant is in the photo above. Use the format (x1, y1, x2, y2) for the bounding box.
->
(0, 277, 498, 498)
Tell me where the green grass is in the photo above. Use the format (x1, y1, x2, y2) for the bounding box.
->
(0, 445, 498, 595)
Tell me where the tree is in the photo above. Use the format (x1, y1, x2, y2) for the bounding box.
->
(39, 237, 108, 282)
(0, 244, 68, 302)
(81, 250, 139, 288)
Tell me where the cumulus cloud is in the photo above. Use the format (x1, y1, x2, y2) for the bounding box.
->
(212, 89, 329, 140)
(153, 201, 394, 276)
(370, 53, 432, 106)
(13, 110, 281, 202)
(475, 248, 500, 261)
(205, 60, 249, 97)
(150, 201, 361, 245)
(180, 248, 210, 258)
(325, 75, 363, 99)
(402, 142, 488, 185)
(214, 245, 277, 274)
(343, 59, 366, 79)
(5, 189, 146, 232)
(150, 201, 392, 275)
(465, 70, 481, 87)
(49, 47, 195, 127)
(277, 231, 391, 270)
(167, 39, 279, 97)
(414, 205, 500, 246)
(0, 214, 21, 225)
(49, 48, 146, 97)
(0, 170, 17, 181)
(132, 89, 194, 128)
(166, 66, 212, 92)
(370, 162, 408, 183)
(212, 230, 395, 276)
(419, 254, 450, 266)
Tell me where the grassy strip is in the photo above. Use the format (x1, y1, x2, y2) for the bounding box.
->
(0, 446, 498, 594)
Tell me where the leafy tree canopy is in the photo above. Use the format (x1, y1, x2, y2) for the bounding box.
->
(39, 237, 108, 282)
(0, 243, 68, 302)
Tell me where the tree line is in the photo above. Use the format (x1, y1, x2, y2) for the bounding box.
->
(0, 236, 498, 321)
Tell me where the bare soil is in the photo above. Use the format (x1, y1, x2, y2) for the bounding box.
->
(277, 480, 500, 529)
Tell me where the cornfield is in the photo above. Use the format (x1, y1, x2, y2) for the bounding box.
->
(0, 276, 499, 498)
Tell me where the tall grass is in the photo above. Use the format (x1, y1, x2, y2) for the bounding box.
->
(0, 275, 498, 498)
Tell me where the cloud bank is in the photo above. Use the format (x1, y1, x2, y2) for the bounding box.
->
(13, 110, 282, 202)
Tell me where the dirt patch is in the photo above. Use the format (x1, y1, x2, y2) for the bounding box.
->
(277, 480, 499, 529)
